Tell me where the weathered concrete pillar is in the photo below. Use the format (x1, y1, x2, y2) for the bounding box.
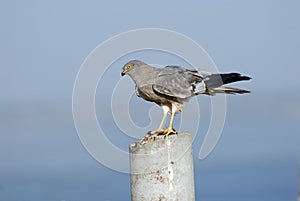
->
(130, 132, 195, 201)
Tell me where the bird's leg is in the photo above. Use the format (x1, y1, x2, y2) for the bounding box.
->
(157, 111, 168, 131)
(151, 105, 169, 135)
(163, 104, 177, 136)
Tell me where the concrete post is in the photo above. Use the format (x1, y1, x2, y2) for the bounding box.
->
(130, 132, 195, 201)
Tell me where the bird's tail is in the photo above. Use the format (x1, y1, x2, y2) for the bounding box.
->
(203, 73, 251, 95)
(205, 86, 250, 95)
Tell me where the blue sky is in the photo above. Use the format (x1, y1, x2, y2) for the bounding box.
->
(0, 0, 300, 201)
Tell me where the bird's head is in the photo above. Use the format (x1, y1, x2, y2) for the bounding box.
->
(121, 60, 146, 76)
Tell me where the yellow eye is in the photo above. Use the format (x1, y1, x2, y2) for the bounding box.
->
(126, 64, 132, 69)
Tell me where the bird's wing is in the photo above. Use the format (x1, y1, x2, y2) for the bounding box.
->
(152, 66, 204, 100)
(135, 86, 141, 97)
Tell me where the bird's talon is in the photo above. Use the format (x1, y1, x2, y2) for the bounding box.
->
(150, 129, 165, 135)
(163, 128, 177, 136)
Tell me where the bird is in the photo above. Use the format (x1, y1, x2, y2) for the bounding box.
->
(121, 60, 251, 136)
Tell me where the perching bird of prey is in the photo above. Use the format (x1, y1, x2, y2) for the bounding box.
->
(121, 60, 251, 136)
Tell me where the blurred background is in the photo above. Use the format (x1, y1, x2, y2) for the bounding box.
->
(1, 0, 300, 201)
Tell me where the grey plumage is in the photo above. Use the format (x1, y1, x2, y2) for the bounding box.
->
(121, 60, 251, 135)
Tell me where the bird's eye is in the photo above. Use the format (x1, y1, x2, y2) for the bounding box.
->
(126, 64, 132, 69)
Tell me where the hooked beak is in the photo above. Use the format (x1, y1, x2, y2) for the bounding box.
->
(121, 69, 126, 76)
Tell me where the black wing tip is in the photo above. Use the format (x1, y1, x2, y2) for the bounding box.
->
(240, 75, 252, 81)
(225, 73, 252, 83)
(230, 72, 252, 80)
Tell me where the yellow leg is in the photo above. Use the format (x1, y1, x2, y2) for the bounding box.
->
(152, 105, 169, 134)
(157, 111, 168, 130)
(163, 109, 177, 136)
(169, 111, 175, 130)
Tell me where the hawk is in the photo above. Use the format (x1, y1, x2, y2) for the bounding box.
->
(121, 60, 251, 136)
